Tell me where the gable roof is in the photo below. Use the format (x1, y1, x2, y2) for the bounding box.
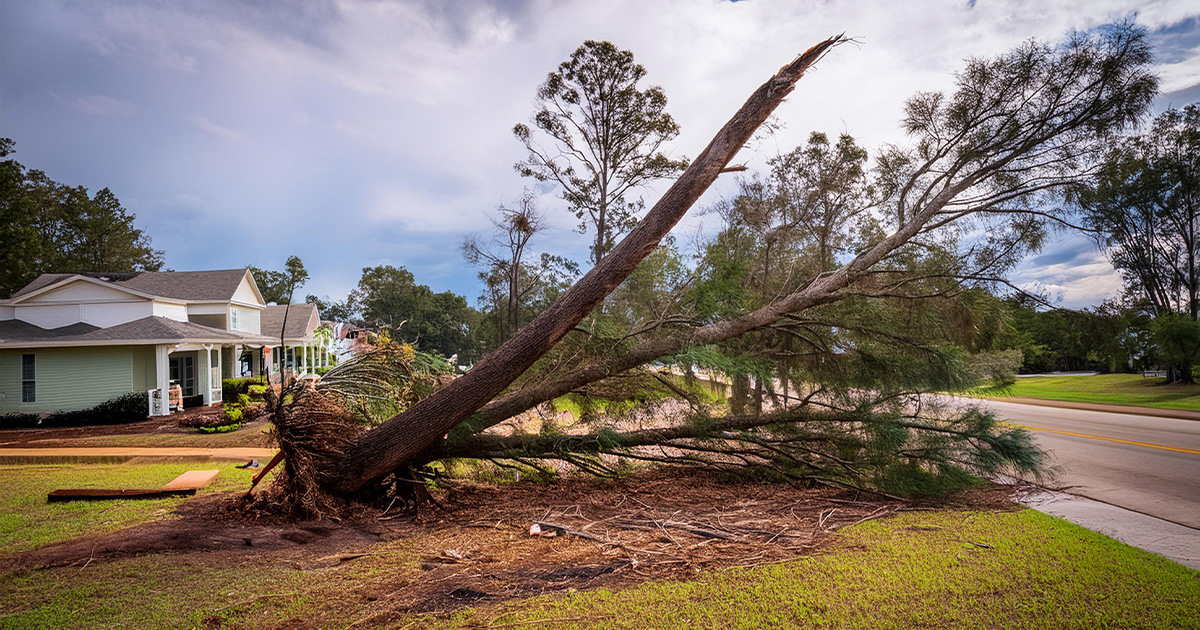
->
(0, 316, 275, 348)
(7, 270, 259, 304)
(261, 304, 320, 341)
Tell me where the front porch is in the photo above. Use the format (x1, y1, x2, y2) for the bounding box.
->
(148, 343, 268, 416)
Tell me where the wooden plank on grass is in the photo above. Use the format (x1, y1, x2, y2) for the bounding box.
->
(47, 469, 220, 503)
(161, 469, 220, 491)
(47, 488, 199, 502)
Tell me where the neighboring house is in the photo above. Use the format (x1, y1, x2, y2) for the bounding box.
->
(261, 303, 331, 378)
(323, 320, 370, 363)
(0, 269, 321, 416)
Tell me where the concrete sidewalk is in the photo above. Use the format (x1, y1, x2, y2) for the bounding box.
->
(0, 447, 276, 460)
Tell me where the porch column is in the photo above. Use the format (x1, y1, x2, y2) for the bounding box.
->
(214, 346, 223, 402)
(153, 344, 170, 416)
(200, 345, 212, 405)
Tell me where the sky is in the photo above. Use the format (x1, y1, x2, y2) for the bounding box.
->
(2, 0, 1199, 309)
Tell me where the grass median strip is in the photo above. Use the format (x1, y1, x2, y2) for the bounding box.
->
(971, 374, 1199, 412)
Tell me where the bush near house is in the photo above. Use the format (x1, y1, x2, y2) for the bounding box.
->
(0, 392, 149, 429)
(221, 377, 269, 404)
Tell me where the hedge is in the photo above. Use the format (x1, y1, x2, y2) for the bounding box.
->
(1, 392, 150, 429)
(222, 377, 269, 403)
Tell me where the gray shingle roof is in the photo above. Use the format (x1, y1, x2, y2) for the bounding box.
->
(0, 317, 275, 347)
(8, 269, 255, 302)
(0, 321, 100, 341)
(260, 304, 319, 341)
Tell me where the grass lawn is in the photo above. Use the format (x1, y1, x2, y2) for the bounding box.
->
(0, 462, 1196, 629)
(444, 510, 1200, 630)
(971, 373, 1199, 412)
(0, 461, 257, 554)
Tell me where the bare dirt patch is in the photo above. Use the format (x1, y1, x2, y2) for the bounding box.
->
(0, 406, 273, 449)
(1, 471, 1020, 626)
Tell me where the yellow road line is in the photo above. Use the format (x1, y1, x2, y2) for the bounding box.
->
(1007, 423, 1200, 455)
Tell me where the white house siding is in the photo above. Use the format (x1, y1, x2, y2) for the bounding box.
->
(231, 275, 262, 307)
(0, 347, 135, 414)
(28, 280, 134, 302)
(230, 306, 261, 334)
(14, 304, 82, 329)
(152, 301, 189, 322)
(80, 301, 155, 327)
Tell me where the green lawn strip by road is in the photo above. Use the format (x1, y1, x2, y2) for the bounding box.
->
(971, 373, 1199, 412)
(24, 418, 275, 449)
(0, 462, 256, 554)
(441, 510, 1200, 630)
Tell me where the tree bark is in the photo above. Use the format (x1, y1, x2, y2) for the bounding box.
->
(329, 37, 846, 493)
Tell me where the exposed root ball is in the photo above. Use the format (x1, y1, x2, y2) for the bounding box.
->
(247, 384, 365, 519)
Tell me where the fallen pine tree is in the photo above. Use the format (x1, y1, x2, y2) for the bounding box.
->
(251, 25, 1158, 516)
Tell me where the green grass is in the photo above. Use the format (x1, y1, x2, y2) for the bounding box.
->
(1, 465, 1197, 629)
(971, 373, 1199, 412)
(0, 461, 256, 554)
(441, 510, 1200, 630)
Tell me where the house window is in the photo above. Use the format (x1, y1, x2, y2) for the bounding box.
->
(20, 354, 35, 403)
(231, 308, 239, 330)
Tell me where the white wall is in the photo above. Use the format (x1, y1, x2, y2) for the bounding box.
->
(152, 302, 189, 322)
(0, 305, 13, 321)
(81, 301, 154, 327)
(232, 274, 264, 306)
(29, 281, 135, 302)
(15, 304, 82, 329)
(229, 306, 261, 333)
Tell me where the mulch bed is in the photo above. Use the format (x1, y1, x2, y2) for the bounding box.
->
(0, 470, 1021, 626)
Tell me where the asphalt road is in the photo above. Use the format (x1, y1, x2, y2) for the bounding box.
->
(976, 399, 1200, 529)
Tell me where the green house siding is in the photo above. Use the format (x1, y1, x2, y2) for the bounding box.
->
(0, 347, 137, 414)
(131, 346, 157, 392)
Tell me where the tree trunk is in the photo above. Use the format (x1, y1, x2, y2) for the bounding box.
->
(328, 37, 846, 493)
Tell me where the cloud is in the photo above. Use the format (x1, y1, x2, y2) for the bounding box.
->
(1157, 45, 1200, 93)
(186, 114, 240, 140)
(72, 94, 136, 116)
(4, 0, 1199, 303)
(1010, 234, 1125, 308)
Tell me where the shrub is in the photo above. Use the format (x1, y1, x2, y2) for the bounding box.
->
(0, 392, 149, 429)
(197, 422, 243, 434)
(223, 405, 244, 424)
(247, 384, 269, 397)
(222, 377, 268, 403)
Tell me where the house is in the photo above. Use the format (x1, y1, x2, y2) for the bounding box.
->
(0, 269, 323, 416)
(323, 319, 370, 363)
(260, 303, 333, 377)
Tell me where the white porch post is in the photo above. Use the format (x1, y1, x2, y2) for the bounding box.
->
(214, 346, 223, 402)
(153, 344, 170, 416)
(200, 345, 212, 405)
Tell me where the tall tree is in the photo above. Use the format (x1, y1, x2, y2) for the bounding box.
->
(0, 140, 163, 297)
(1078, 104, 1199, 381)
(249, 255, 309, 304)
(514, 40, 689, 265)
(462, 190, 579, 348)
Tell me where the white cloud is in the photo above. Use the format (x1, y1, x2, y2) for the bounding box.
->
(73, 94, 136, 116)
(186, 114, 240, 141)
(1157, 45, 1200, 93)
(9, 0, 1200, 301)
